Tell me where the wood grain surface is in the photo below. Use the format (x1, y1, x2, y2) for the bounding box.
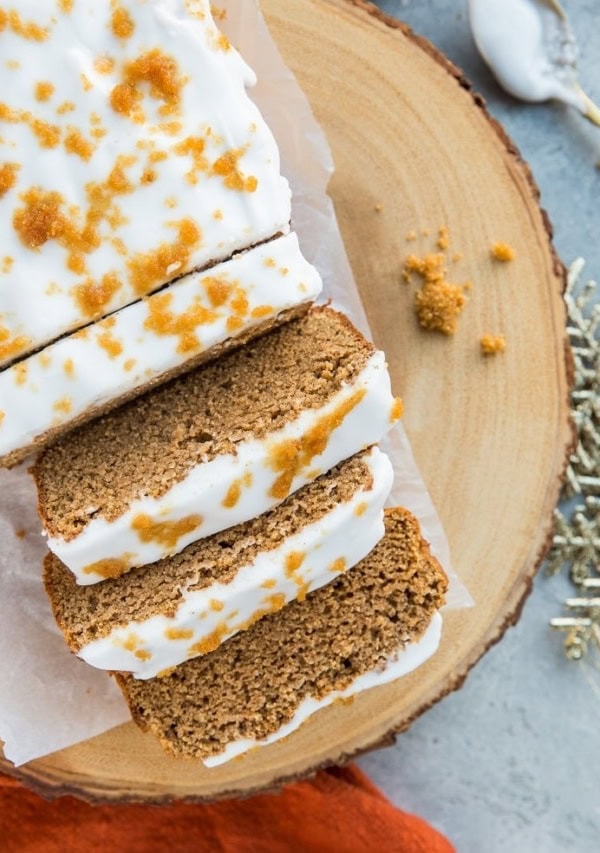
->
(0, 0, 572, 802)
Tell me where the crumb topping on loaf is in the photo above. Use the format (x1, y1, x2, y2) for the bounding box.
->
(0, 0, 290, 366)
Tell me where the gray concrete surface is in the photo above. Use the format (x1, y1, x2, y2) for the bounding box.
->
(358, 3, 600, 851)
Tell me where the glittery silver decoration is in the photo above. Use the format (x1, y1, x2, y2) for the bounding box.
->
(547, 259, 600, 659)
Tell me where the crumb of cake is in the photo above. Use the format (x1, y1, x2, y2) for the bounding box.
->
(437, 226, 450, 250)
(0, 162, 19, 198)
(16, 528, 26, 539)
(111, 6, 135, 40)
(480, 334, 505, 355)
(406, 230, 417, 242)
(374, 203, 383, 213)
(404, 252, 467, 335)
(330, 557, 347, 574)
(491, 242, 516, 262)
(421, 228, 431, 236)
(463, 281, 473, 291)
(452, 252, 463, 263)
(35, 81, 54, 102)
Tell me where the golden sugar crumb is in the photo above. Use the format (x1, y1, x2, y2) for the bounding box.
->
(165, 195, 177, 209)
(141, 168, 157, 184)
(263, 593, 286, 613)
(222, 480, 241, 509)
(0, 410, 4, 426)
(0, 163, 19, 198)
(480, 334, 506, 356)
(0, 324, 30, 362)
(188, 623, 229, 657)
(94, 56, 116, 75)
(80, 73, 93, 92)
(165, 627, 194, 641)
(97, 330, 123, 358)
(211, 148, 257, 193)
(144, 290, 217, 355)
(13, 362, 27, 386)
(5, 59, 19, 69)
(123, 358, 136, 372)
(127, 218, 201, 297)
(35, 81, 54, 102)
(211, 5, 227, 21)
(63, 358, 75, 377)
(216, 32, 231, 51)
(134, 649, 152, 661)
(111, 6, 135, 39)
(174, 135, 207, 184)
(83, 556, 134, 578)
(305, 468, 321, 480)
(491, 242, 516, 262)
(285, 551, 305, 576)
(354, 502, 368, 517)
(122, 633, 141, 652)
(330, 557, 347, 574)
(203, 276, 232, 308)
(2, 256, 14, 273)
(57, 101, 76, 115)
(150, 150, 168, 164)
(213, 209, 223, 220)
(58, 0, 74, 12)
(404, 253, 467, 335)
(64, 128, 95, 162)
(437, 226, 450, 250)
(230, 288, 248, 317)
(226, 315, 244, 333)
(38, 352, 51, 368)
(268, 389, 367, 500)
(16, 528, 26, 539)
(13, 188, 64, 248)
(131, 513, 202, 550)
(296, 581, 311, 603)
(250, 305, 274, 319)
(0, 10, 49, 41)
(264, 257, 276, 268)
(110, 49, 184, 120)
(210, 599, 224, 612)
(261, 579, 277, 590)
(0, 102, 59, 148)
(74, 274, 122, 318)
(31, 118, 61, 148)
(53, 396, 72, 414)
(279, 267, 289, 277)
(390, 397, 403, 423)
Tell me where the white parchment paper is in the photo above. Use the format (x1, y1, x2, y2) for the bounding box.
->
(0, 0, 470, 768)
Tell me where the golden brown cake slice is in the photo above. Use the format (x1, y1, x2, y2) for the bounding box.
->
(117, 508, 448, 766)
(33, 307, 402, 584)
(44, 447, 393, 678)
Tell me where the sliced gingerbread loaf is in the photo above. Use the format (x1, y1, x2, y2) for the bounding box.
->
(44, 446, 393, 679)
(33, 307, 402, 584)
(117, 507, 448, 765)
(0, 234, 321, 468)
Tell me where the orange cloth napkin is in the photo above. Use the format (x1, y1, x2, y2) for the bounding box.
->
(0, 764, 454, 852)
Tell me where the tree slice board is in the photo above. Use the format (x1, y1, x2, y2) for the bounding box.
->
(1, 0, 571, 802)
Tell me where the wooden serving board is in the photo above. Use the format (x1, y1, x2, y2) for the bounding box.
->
(2, 0, 571, 802)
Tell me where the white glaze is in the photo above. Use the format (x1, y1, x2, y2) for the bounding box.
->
(0, 0, 290, 367)
(46, 349, 400, 583)
(79, 447, 394, 678)
(0, 233, 321, 462)
(204, 612, 443, 767)
(469, 0, 591, 113)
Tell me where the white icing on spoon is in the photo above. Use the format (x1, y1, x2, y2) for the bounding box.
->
(469, 0, 600, 126)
